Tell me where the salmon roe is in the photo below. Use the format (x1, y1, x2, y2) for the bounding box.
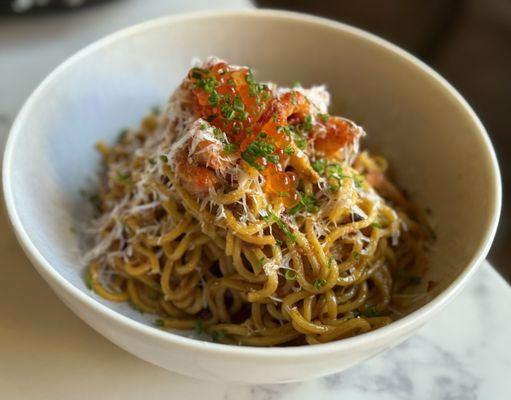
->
(186, 62, 355, 208)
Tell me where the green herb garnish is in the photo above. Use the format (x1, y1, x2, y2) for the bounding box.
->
(313, 278, 327, 290)
(117, 171, 133, 186)
(193, 73, 218, 93)
(223, 142, 238, 154)
(302, 115, 313, 132)
(245, 69, 271, 111)
(241, 139, 275, 170)
(208, 91, 220, 106)
(292, 136, 306, 150)
(211, 330, 226, 341)
(284, 145, 294, 155)
(318, 113, 330, 122)
(85, 271, 93, 290)
(311, 159, 326, 175)
(266, 154, 279, 164)
(190, 67, 208, 79)
(285, 270, 297, 281)
(263, 210, 296, 242)
(233, 96, 245, 112)
(312, 161, 360, 191)
(154, 319, 165, 327)
(288, 191, 319, 215)
(363, 305, 380, 317)
(195, 319, 205, 334)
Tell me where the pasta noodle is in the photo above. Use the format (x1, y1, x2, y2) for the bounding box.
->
(83, 58, 431, 346)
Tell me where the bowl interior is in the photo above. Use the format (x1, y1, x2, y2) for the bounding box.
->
(4, 12, 500, 338)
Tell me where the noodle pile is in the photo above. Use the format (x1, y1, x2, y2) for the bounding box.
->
(84, 58, 430, 346)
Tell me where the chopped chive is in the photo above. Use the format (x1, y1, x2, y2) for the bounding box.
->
(363, 305, 380, 317)
(313, 278, 327, 290)
(318, 113, 330, 122)
(223, 142, 238, 154)
(195, 319, 205, 334)
(284, 145, 294, 155)
(212, 127, 223, 140)
(211, 330, 225, 341)
(240, 139, 276, 170)
(208, 91, 220, 106)
(262, 210, 296, 242)
(233, 96, 245, 112)
(160, 155, 169, 163)
(288, 191, 319, 215)
(311, 159, 326, 175)
(284, 270, 296, 281)
(291, 129, 307, 149)
(117, 171, 133, 186)
(85, 270, 93, 290)
(154, 319, 165, 327)
(265, 154, 279, 164)
(302, 115, 313, 132)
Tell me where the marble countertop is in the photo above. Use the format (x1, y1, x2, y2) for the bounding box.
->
(1, 1, 510, 399)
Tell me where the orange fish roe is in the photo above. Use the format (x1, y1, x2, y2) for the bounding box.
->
(185, 61, 356, 208)
(313, 116, 357, 156)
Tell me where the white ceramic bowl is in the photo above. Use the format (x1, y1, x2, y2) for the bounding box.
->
(2, 10, 501, 383)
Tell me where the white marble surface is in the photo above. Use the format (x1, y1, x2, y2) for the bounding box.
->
(1, 1, 510, 399)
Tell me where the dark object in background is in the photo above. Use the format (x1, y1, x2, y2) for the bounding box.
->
(0, 0, 111, 14)
(256, 0, 461, 57)
(258, 0, 511, 281)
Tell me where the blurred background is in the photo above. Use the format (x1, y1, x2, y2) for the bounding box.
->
(0, 0, 509, 281)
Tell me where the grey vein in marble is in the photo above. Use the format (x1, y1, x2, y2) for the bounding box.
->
(218, 265, 511, 400)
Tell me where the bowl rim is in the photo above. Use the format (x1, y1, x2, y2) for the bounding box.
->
(2, 9, 502, 359)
